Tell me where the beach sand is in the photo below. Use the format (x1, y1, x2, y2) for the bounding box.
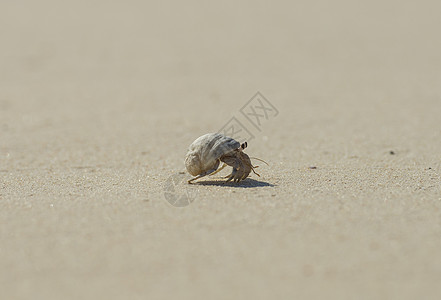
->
(1, 1, 441, 299)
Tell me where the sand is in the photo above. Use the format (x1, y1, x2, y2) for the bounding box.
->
(1, 1, 441, 299)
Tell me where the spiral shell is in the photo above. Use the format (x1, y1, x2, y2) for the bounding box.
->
(185, 133, 240, 176)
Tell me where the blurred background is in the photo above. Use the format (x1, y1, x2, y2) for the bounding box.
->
(1, 0, 440, 168)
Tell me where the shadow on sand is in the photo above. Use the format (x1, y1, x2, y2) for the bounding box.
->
(192, 178, 275, 188)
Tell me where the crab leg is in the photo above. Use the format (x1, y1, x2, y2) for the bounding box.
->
(225, 168, 237, 183)
(208, 162, 227, 176)
(188, 167, 218, 183)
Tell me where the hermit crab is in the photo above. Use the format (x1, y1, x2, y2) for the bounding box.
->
(185, 133, 265, 183)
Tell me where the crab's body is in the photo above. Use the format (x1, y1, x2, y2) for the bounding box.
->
(185, 133, 257, 183)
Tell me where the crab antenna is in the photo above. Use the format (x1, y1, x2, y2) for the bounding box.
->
(249, 157, 269, 166)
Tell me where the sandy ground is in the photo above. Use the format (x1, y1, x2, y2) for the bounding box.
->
(1, 1, 441, 299)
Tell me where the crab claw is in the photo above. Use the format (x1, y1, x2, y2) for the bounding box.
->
(222, 151, 252, 183)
